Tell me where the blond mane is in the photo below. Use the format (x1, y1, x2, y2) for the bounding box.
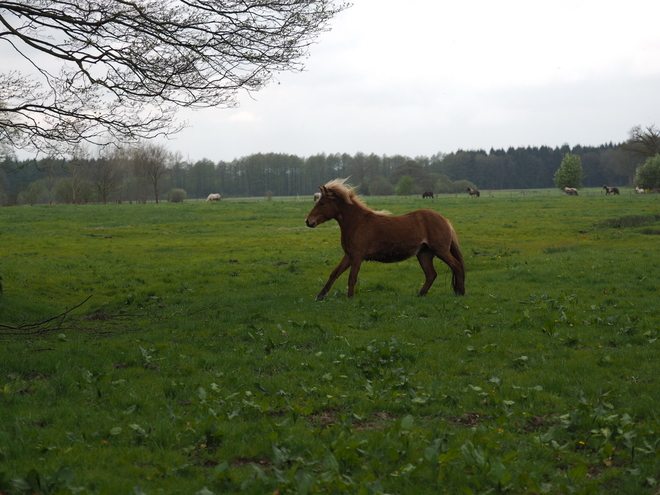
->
(322, 178, 390, 216)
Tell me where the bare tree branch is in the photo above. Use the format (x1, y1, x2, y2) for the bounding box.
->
(620, 124, 660, 159)
(0, 0, 349, 155)
(0, 293, 93, 334)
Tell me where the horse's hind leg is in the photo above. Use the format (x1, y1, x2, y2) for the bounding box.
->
(435, 247, 465, 296)
(416, 246, 437, 296)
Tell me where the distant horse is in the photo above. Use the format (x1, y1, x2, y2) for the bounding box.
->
(313, 192, 321, 202)
(603, 185, 619, 195)
(467, 187, 480, 197)
(206, 193, 221, 202)
(635, 187, 646, 194)
(305, 178, 465, 300)
(422, 191, 434, 199)
(562, 187, 578, 196)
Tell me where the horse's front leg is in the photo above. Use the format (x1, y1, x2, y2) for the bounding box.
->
(317, 254, 351, 301)
(346, 259, 364, 298)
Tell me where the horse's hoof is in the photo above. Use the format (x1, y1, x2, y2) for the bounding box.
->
(316, 295, 325, 301)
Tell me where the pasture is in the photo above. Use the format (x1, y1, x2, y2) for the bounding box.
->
(1, 189, 659, 494)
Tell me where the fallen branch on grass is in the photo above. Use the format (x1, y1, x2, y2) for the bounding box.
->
(0, 294, 93, 335)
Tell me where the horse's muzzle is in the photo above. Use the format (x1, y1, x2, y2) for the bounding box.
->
(305, 219, 316, 228)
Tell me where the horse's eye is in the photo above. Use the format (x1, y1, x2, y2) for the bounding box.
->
(319, 201, 325, 206)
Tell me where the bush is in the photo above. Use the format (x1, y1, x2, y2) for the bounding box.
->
(434, 176, 477, 194)
(434, 174, 454, 193)
(553, 153, 585, 189)
(54, 177, 93, 204)
(634, 154, 660, 190)
(19, 181, 45, 205)
(368, 176, 395, 196)
(451, 179, 478, 194)
(168, 188, 187, 203)
(395, 176, 415, 196)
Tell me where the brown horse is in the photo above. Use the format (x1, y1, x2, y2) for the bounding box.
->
(603, 185, 619, 195)
(467, 187, 480, 197)
(305, 179, 466, 300)
(422, 191, 434, 199)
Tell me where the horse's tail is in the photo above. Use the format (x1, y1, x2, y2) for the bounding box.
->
(449, 226, 466, 296)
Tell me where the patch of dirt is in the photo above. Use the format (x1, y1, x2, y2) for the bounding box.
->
(231, 456, 272, 468)
(446, 412, 483, 427)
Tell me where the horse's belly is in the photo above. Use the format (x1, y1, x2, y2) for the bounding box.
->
(364, 243, 417, 263)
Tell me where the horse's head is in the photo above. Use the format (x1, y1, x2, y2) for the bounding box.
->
(305, 185, 341, 228)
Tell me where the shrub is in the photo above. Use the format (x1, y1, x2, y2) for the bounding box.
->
(434, 174, 454, 193)
(434, 176, 477, 194)
(368, 176, 395, 196)
(54, 177, 93, 204)
(168, 188, 187, 203)
(634, 154, 660, 190)
(19, 181, 45, 205)
(395, 176, 415, 196)
(451, 179, 478, 194)
(553, 153, 585, 189)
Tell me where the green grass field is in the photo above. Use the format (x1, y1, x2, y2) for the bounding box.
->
(1, 189, 659, 494)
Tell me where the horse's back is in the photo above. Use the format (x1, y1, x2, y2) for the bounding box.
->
(358, 209, 449, 237)
(391, 209, 454, 240)
(355, 209, 453, 262)
(398, 208, 448, 225)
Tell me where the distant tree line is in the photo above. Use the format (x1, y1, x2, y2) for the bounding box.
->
(0, 141, 646, 205)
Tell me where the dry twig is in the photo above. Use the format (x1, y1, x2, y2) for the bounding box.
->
(0, 294, 93, 335)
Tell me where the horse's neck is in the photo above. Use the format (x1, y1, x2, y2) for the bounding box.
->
(336, 202, 370, 230)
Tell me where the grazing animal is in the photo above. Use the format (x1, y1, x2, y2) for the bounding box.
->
(467, 187, 480, 197)
(562, 187, 578, 196)
(305, 179, 465, 300)
(635, 187, 646, 194)
(422, 191, 434, 199)
(603, 185, 619, 195)
(313, 192, 321, 202)
(205, 193, 221, 202)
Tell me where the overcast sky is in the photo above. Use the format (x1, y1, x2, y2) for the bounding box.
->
(17, 0, 660, 163)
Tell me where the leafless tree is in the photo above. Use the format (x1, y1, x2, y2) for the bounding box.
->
(65, 148, 93, 204)
(41, 160, 59, 205)
(90, 150, 126, 204)
(0, 0, 348, 156)
(621, 125, 660, 159)
(19, 180, 44, 205)
(132, 142, 170, 203)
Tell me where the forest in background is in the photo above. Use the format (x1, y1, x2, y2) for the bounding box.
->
(0, 142, 643, 205)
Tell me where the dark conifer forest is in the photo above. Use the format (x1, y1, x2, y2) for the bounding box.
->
(0, 142, 643, 204)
